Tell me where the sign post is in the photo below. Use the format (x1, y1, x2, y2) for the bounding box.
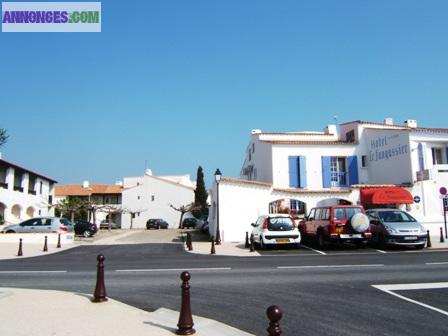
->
(440, 187, 448, 239)
(444, 196, 448, 239)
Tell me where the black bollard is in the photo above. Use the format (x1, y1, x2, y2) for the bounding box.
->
(17, 238, 23, 257)
(427, 230, 432, 248)
(43, 236, 48, 252)
(440, 227, 445, 243)
(266, 305, 283, 336)
(176, 271, 195, 335)
(210, 239, 216, 255)
(245, 232, 250, 248)
(57, 233, 61, 248)
(186, 232, 193, 251)
(92, 254, 108, 302)
(250, 234, 255, 252)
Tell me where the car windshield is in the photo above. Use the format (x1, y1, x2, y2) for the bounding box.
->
(377, 211, 416, 223)
(268, 217, 294, 231)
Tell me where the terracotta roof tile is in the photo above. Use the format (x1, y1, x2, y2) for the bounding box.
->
(221, 177, 272, 187)
(262, 140, 354, 145)
(273, 187, 352, 194)
(55, 184, 123, 196)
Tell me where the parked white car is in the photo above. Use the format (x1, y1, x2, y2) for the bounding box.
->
(251, 214, 301, 249)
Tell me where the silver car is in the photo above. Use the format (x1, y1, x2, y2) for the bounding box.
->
(366, 209, 427, 249)
(0, 217, 74, 234)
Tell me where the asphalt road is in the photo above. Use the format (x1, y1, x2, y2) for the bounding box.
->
(0, 244, 447, 335)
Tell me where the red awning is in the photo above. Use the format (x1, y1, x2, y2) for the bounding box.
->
(360, 187, 413, 205)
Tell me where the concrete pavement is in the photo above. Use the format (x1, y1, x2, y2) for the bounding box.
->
(0, 287, 253, 336)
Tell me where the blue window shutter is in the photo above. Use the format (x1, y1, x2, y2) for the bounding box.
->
(432, 148, 436, 164)
(347, 156, 359, 185)
(321, 156, 331, 188)
(298, 156, 307, 188)
(288, 156, 299, 188)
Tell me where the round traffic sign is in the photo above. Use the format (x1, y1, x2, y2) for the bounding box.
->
(440, 187, 447, 195)
(413, 196, 421, 203)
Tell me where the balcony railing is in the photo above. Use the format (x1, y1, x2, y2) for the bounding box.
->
(331, 172, 348, 187)
(0, 182, 7, 189)
(13, 186, 24, 192)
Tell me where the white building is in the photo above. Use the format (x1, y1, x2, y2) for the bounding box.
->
(0, 157, 57, 224)
(54, 182, 123, 225)
(209, 119, 448, 242)
(121, 169, 195, 229)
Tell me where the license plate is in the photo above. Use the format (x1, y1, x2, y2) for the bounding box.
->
(276, 239, 289, 243)
(404, 236, 417, 240)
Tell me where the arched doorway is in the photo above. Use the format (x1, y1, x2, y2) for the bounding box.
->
(316, 198, 352, 207)
(11, 204, 21, 221)
(269, 198, 307, 220)
(26, 206, 35, 218)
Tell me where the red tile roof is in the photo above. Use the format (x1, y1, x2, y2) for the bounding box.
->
(221, 177, 272, 187)
(55, 184, 123, 196)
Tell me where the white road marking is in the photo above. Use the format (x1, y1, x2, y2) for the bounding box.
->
(115, 267, 232, 272)
(372, 282, 448, 317)
(0, 270, 67, 274)
(376, 249, 387, 254)
(301, 245, 327, 255)
(277, 264, 384, 269)
(425, 262, 448, 265)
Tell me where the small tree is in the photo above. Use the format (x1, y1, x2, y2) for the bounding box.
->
(193, 166, 208, 218)
(170, 203, 201, 229)
(0, 128, 9, 147)
(55, 197, 84, 222)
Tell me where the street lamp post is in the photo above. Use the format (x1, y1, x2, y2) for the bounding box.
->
(214, 169, 222, 245)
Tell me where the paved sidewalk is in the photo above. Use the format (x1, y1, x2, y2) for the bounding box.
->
(0, 288, 253, 336)
(0, 242, 76, 260)
(186, 241, 261, 256)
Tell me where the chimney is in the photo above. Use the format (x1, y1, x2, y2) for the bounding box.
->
(115, 181, 123, 186)
(325, 124, 337, 135)
(384, 118, 393, 125)
(82, 181, 89, 188)
(145, 169, 153, 176)
(404, 119, 417, 128)
(251, 129, 262, 135)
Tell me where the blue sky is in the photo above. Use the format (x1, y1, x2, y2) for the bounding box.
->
(1, 0, 448, 187)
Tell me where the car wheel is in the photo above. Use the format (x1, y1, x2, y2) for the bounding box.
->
(259, 236, 266, 250)
(378, 234, 387, 250)
(317, 231, 327, 249)
(83, 230, 91, 238)
(6, 230, 15, 234)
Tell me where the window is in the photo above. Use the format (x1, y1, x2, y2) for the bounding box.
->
(345, 130, 355, 142)
(252, 143, 255, 153)
(322, 156, 358, 188)
(249, 151, 251, 161)
(432, 148, 447, 165)
(321, 208, 329, 220)
(137, 196, 140, 200)
(334, 208, 344, 220)
(39, 181, 43, 194)
(151, 195, 155, 201)
(308, 209, 315, 220)
(361, 155, 367, 168)
(315, 208, 322, 220)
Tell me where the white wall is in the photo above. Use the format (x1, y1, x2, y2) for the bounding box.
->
(271, 144, 357, 188)
(362, 129, 412, 184)
(0, 167, 54, 224)
(121, 175, 194, 229)
(209, 180, 358, 242)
